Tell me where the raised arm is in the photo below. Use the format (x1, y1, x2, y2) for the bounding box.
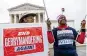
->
(46, 19, 54, 43)
(76, 20, 86, 44)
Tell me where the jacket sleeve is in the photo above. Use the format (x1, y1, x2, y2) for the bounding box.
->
(76, 29, 86, 44)
(47, 31, 54, 44)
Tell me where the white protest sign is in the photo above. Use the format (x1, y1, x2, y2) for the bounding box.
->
(0, 23, 48, 56)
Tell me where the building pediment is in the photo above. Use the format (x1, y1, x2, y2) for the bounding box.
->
(8, 3, 45, 11)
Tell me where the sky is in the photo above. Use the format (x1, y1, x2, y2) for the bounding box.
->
(0, 0, 86, 29)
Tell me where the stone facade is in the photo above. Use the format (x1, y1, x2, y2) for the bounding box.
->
(8, 3, 45, 23)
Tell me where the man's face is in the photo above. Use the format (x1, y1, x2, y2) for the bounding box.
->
(24, 16, 34, 23)
(58, 18, 67, 25)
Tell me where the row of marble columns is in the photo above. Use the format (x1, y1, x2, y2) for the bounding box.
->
(9, 13, 45, 23)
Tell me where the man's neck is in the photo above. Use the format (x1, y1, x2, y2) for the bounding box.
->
(58, 24, 68, 29)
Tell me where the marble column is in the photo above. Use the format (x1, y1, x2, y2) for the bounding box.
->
(14, 14, 17, 23)
(34, 17, 36, 23)
(9, 14, 12, 23)
(16, 14, 19, 23)
(43, 13, 45, 22)
(19, 14, 22, 20)
(38, 13, 40, 23)
(10, 14, 14, 23)
(36, 14, 38, 23)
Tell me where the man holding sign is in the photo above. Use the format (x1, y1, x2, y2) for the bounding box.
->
(2, 13, 48, 56)
(47, 14, 86, 56)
